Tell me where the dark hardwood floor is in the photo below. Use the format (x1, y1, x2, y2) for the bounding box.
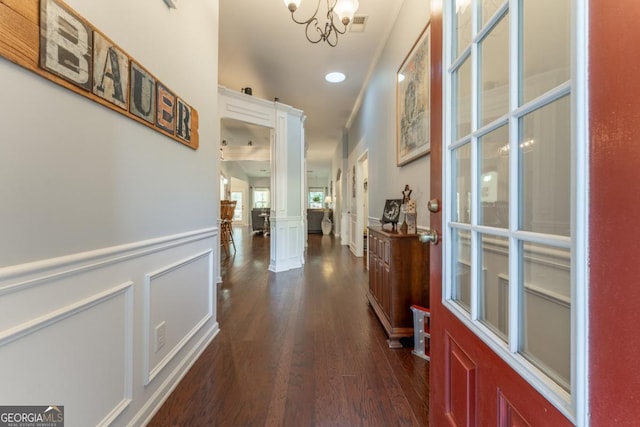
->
(148, 228, 429, 426)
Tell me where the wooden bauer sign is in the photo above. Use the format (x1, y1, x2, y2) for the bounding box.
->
(0, 0, 199, 149)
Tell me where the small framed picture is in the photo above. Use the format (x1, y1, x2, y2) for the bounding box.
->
(381, 199, 402, 226)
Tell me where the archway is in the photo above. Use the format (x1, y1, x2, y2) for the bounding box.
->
(218, 86, 306, 273)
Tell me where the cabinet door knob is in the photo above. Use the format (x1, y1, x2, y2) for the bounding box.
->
(418, 230, 439, 245)
(427, 199, 440, 213)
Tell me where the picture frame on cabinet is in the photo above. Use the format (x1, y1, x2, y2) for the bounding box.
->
(381, 199, 402, 229)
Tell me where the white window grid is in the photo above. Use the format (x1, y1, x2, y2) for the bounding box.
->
(441, 0, 588, 423)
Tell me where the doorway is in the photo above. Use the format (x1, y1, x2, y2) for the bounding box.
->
(218, 87, 306, 273)
(220, 117, 271, 259)
(349, 151, 368, 257)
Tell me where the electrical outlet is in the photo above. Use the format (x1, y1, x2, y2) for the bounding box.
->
(155, 321, 166, 353)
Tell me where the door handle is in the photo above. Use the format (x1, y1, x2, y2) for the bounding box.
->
(418, 230, 439, 245)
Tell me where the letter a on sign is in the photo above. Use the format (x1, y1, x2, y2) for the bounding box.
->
(40, 0, 92, 90)
(93, 31, 129, 109)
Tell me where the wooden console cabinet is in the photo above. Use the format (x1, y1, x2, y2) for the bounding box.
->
(367, 227, 429, 348)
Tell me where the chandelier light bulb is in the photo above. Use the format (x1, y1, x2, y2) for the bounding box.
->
(333, 0, 359, 25)
(284, 0, 302, 12)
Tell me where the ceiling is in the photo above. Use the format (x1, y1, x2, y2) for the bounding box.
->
(218, 0, 404, 179)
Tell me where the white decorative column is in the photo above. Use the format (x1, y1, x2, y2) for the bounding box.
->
(269, 103, 305, 272)
(218, 86, 305, 272)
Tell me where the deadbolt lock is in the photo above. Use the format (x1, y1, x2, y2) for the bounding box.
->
(427, 199, 440, 213)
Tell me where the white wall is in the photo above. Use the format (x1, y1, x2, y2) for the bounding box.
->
(344, 0, 432, 230)
(250, 177, 271, 188)
(221, 161, 250, 183)
(0, 1, 220, 425)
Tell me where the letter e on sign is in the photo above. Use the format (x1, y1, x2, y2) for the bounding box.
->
(156, 82, 175, 133)
(39, 0, 92, 90)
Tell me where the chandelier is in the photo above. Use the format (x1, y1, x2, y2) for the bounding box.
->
(284, 0, 360, 47)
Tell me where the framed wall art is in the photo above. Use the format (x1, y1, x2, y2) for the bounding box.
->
(397, 23, 431, 166)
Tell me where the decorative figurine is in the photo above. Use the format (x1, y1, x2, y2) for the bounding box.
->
(402, 184, 413, 205)
(400, 185, 413, 233)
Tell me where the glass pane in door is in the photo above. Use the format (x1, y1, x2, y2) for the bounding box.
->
(453, 144, 472, 224)
(519, 96, 570, 236)
(454, 58, 472, 140)
(521, 0, 570, 104)
(479, 125, 509, 228)
(453, 58, 471, 140)
(480, 0, 504, 27)
(478, 233, 509, 341)
(452, 228, 472, 312)
(521, 242, 571, 391)
(455, 0, 472, 57)
(479, 13, 509, 126)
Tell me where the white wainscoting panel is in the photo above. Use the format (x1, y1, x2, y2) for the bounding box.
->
(144, 250, 214, 385)
(0, 282, 133, 427)
(0, 229, 216, 332)
(0, 228, 219, 426)
(269, 216, 303, 272)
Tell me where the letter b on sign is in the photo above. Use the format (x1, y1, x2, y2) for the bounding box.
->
(39, 0, 92, 90)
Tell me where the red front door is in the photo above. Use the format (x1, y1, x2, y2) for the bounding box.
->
(428, 1, 580, 425)
(588, 0, 640, 424)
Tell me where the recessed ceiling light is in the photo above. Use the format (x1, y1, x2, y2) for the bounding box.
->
(325, 72, 346, 83)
